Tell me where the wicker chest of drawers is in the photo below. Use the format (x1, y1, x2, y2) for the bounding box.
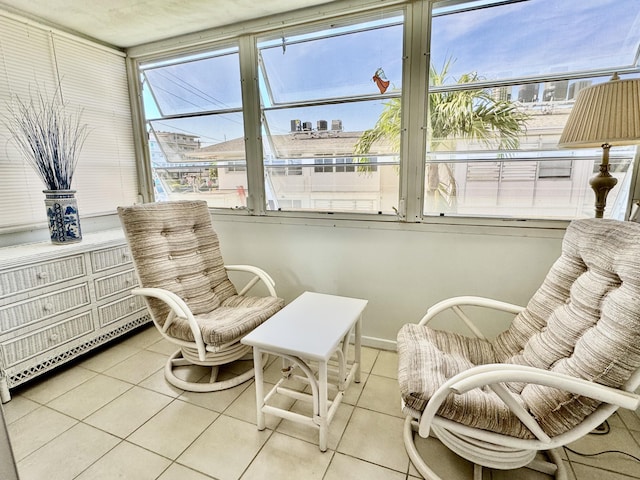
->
(0, 229, 150, 402)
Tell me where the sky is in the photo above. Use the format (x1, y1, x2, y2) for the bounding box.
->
(431, 0, 640, 82)
(142, 0, 640, 148)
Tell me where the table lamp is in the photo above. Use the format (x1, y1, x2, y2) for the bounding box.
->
(558, 73, 640, 218)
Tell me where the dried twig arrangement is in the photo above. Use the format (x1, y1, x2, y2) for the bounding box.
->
(2, 88, 89, 190)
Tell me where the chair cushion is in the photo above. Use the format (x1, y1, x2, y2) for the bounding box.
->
(166, 295, 285, 347)
(494, 219, 640, 437)
(397, 323, 533, 438)
(398, 219, 640, 439)
(119, 200, 285, 349)
(118, 200, 238, 327)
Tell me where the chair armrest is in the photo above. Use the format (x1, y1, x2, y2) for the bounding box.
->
(418, 296, 525, 339)
(131, 287, 207, 361)
(224, 264, 277, 296)
(419, 363, 640, 440)
(450, 364, 640, 410)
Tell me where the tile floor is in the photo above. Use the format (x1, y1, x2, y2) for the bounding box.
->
(2, 324, 640, 480)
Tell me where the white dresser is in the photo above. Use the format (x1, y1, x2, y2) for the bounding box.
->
(0, 229, 150, 402)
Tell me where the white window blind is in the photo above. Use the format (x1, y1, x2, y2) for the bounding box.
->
(0, 13, 138, 230)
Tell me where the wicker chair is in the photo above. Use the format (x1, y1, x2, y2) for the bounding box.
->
(397, 218, 640, 479)
(118, 200, 284, 392)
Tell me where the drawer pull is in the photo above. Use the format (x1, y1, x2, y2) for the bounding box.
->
(49, 333, 59, 342)
(43, 303, 54, 312)
(37, 271, 49, 280)
(129, 302, 137, 310)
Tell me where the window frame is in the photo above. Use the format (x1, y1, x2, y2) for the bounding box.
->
(422, 0, 640, 221)
(126, 0, 640, 227)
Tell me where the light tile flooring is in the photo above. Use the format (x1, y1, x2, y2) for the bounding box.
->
(3, 325, 640, 480)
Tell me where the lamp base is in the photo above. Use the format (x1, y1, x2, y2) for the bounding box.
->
(589, 145, 617, 218)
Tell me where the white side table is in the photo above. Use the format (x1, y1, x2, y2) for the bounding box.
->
(241, 291, 367, 451)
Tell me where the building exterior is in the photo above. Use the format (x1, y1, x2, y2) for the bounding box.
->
(149, 98, 633, 220)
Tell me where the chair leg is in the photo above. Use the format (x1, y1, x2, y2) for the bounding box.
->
(163, 350, 256, 392)
(403, 415, 568, 480)
(163, 350, 272, 393)
(526, 449, 568, 480)
(403, 416, 446, 480)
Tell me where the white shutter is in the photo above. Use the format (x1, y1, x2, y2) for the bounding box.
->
(500, 161, 538, 182)
(0, 13, 138, 230)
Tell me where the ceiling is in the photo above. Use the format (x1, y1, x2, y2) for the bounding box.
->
(0, 0, 340, 48)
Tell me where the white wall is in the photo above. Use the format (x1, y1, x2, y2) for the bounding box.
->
(0, 210, 565, 347)
(211, 215, 565, 349)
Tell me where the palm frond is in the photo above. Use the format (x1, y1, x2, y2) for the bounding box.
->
(354, 57, 529, 210)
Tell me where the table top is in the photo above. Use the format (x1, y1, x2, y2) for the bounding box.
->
(241, 291, 367, 361)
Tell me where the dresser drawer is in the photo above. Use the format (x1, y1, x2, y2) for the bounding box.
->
(98, 294, 146, 327)
(90, 245, 132, 273)
(0, 283, 91, 333)
(1, 312, 94, 366)
(0, 231, 152, 399)
(0, 255, 85, 299)
(94, 269, 137, 300)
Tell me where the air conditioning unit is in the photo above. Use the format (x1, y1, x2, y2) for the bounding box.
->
(302, 121, 312, 131)
(331, 119, 343, 131)
(290, 119, 301, 132)
(317, 120, 328, 131)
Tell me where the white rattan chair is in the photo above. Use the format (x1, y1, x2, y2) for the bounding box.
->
(397, 218, 640, 480)
(118, 200, 284, 392)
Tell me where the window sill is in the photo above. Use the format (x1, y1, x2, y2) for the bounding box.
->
(209, 208, 570, 239)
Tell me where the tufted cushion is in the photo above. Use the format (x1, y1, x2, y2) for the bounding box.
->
(118, 200, 284, 348)
(166, 295, 284, 346)
(397, 323, 533, 438)
(398, 218, 640, 439)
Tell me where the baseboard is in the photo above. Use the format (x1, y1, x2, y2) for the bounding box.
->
(360, 335, 397, 351)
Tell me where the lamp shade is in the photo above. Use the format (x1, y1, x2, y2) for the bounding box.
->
(558, 75, 640, 148)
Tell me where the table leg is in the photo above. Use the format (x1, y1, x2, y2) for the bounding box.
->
(318, 360, 328, 452)
(355, 315, 362, 383)
(253, 347, 266, 431)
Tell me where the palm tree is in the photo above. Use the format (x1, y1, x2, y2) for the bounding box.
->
(354, 59, 529, 213)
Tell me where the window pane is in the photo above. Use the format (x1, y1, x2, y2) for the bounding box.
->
(428, 151, 634, 219)
(147, 115, 248, 208)
(431, 0, 640, 86)
(265, 163, 397, 214)
(424, 72, 640, 219)
(425, 0, 640, 220)
(143, 49, 241, 116)
(141, 45, 248, 209)
(260, 18, 403, 104)
(259, 12, 404, 214)
(263, 101, 395, 158)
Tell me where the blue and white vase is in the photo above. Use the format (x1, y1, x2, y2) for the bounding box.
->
(43, 190, 82, 244)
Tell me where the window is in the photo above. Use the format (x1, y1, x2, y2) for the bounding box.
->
(314, 158, 335, 173)
(132, 0, 640, 222)
(539, 160, 572, 179)
(268, 159, 302, 176)
(335, 158, 356, 173)
(140, 45, 249, 209)
(225, 161, 247, 173)
(423, 0, 640, 220)
(257, 12, 404, 214)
